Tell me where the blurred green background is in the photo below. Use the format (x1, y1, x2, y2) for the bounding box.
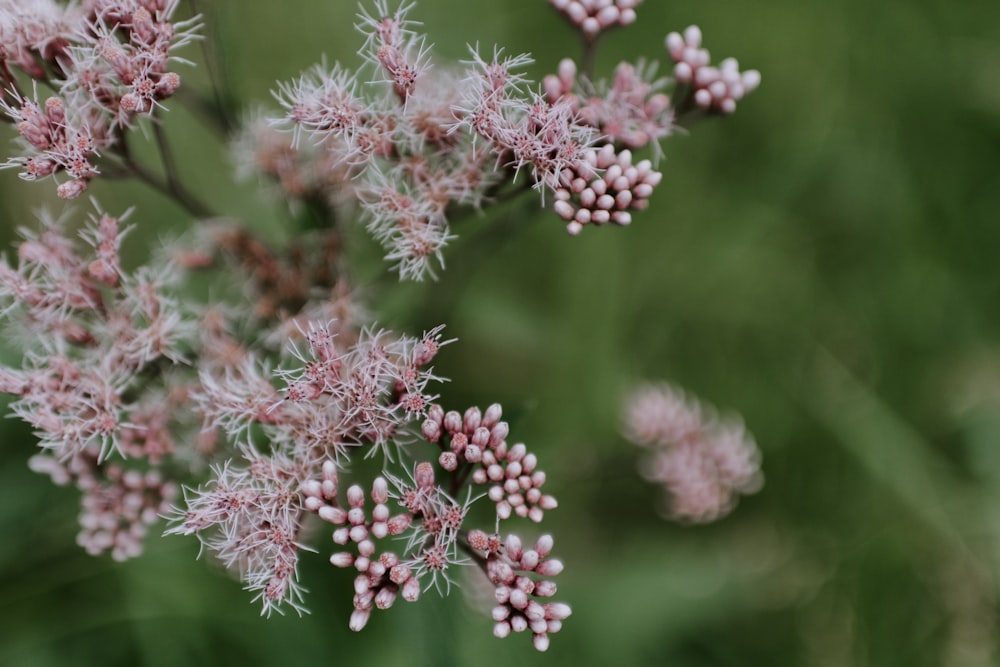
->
(2, 0, 1000, 665)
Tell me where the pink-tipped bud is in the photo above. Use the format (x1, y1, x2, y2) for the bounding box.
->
(483, 404, 504, 427)
(536, 559, 564, 577)
(402, 576, 421, 602)
(389, 564, 411, 584)
(422, 418, 441, 442)
(558, 58, 576, 89)
(490, 560, 514, 585)
(509, 588, 528, 610)
(463, 406, 482, 432)
(330, 552, 354, 568)
(156, 72, 180, 97)
(414, 462, 435, 489)
(371, 477, 388, 504)
(57, 179, 88, 200)
(534, 580, 558, 597)
(347, 484, 365, 508)
(374, 586, 398, 609)
(505, 534, 523, 560)
(544, 602, 573, 620)
(387, 514, 413, 534)
(520, 549, 539, 571)
(511, 615, 528, 633)
(318, 505, 347, 524)
(443, 411, 462, 434)
(472, 426, 490, 448)
(464, 444, 482, 463)
(439, 451, 458, 470)
(532, 633, 550, 652)
(489, 422, 510, 447)
(349, 608, 371, 632)
(468, 529, 489, 551)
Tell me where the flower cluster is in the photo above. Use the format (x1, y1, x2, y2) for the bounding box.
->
(421, 403, 557, 521)
(623, 382, 763, 523)
(256, 2, 758, 279)
(171, 323, 570, 649)
(547, 0, 640, 39)
(0, 0, 199, 198)
(30, 447, 178, 560)
(666, 26, 761, 115)
(0, 206, 194, 460)
(0, 205, 198, 559)
(0, 0, 765, 656)
(471, 530, 570, 651)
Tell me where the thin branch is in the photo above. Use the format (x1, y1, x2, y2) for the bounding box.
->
(117, 129, 217, 219)
(187, 0, 237, 134)
(580, 33, 601, 80)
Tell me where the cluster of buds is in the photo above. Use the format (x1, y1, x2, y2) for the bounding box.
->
(469, 530, 571, 652)
(30, 449, 178, 561)
(1, 0, 199, 197)
(301, 463, 426, 630)
(547, 0, 640, 38)
(666, 26, 761, 115)
(422, 403, 558, 522)
(623, 382, 763, 523)
(551, 144, 661, 235)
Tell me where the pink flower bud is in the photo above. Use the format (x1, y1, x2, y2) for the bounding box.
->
(330, 552, 354, 568)
(422, 418, 441, 442)
(371, 477, 388, 504)
(374, 586, 397, 609)
(319, 505, 347, 524)
(57, 179, 89, 200)
(414, 462, 435, 488)
(439, 451, 458, 470)
(349, 608, 371, 632)
(463, 406, 481, 432)
(402, 577, 421, 602)
(443, 411, 462, 434)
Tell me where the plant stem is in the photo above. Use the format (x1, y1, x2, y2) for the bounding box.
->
(117, 129, 217, 219)
(580, 33, 601, 80)
(187, 0, 237, 134)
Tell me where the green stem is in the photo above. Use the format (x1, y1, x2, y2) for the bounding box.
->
(117, 129, 217, 219)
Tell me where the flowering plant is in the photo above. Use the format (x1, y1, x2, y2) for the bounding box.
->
(0, 0, 761, 652)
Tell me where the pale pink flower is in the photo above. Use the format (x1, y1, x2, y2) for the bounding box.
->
(623, 382, 763, 523)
